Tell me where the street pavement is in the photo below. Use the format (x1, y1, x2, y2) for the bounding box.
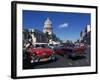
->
(23, 46, 90, 69)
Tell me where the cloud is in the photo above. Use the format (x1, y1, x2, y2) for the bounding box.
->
(59, 23, 68, 28)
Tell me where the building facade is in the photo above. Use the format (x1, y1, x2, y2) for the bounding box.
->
(23, 29, 47, 45)
(23, 17, 61, 45)
(80, 24, 91, 45)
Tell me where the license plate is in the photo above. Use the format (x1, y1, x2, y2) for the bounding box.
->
(40, 58, 49, 62)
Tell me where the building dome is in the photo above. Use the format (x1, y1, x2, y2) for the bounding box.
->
(44, 17, 52, 25)
(43, 17, 53, 34)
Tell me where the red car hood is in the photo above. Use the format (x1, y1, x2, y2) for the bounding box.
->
(29, 48, 53, 55)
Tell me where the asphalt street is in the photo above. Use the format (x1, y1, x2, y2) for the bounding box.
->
(23, 46, 90, 69)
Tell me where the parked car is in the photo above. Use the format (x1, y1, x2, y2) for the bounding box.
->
(24, 43, 56, 63)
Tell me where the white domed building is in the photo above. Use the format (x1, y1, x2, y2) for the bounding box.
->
(43, 17, 53, 35)
(43, 17, 61, 44)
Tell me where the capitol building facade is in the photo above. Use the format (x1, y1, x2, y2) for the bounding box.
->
(23, 17, 61, 45)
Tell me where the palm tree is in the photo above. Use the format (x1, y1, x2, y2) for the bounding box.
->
(45, 32, 50, 43)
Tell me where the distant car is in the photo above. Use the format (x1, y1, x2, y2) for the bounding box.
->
(65, 45, 74, 52)
(54, 45, 73, 56)
(74, 43, 86, 54)
(70, 43, 86, 57)
(24, 43, 56, 63)
(54, 46, 64, 55)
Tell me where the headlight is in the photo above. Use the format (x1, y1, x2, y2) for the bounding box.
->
(31, 53, 36, 57)
(31, 53, 36, 60)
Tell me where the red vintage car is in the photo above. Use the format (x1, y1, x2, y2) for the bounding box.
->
(70, 43, 86, 57)
(74, 43, 86, 54)
(54, 45, 73, 56)
(25, 43, 56, 63)
(54, 46, 65, 55)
